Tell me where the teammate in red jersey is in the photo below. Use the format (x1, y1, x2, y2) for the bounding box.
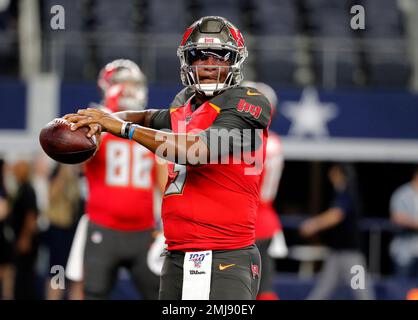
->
(242, 81, 288, 300)
(65, 16, 272, 300)
(65, 60, 167, 300)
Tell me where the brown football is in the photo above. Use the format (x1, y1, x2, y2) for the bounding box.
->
(39, 118, 97, 164)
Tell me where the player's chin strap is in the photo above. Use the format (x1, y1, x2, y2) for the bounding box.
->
(196, 83, 226, 96)
(187, 65, 235, 96)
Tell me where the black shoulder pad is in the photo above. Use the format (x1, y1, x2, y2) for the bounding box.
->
(170, 87, 194, 107)
(209, 86, 272, 128)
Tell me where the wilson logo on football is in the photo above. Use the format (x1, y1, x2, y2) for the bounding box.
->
(236, 99, 262, 119)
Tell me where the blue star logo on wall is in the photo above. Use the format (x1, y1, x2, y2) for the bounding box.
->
(282, 87, 338, 138)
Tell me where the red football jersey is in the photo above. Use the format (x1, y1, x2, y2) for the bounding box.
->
(85, 133, 156, 231)
(255, 132, 284, 240)
(160, 87, 271, 251)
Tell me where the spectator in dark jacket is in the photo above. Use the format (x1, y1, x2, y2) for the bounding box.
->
(299, 163, 375, 300)
(0, 158, 13, 299)
(9, 159, 39, 300)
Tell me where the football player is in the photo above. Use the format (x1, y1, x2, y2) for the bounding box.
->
(172, 80, 288, 300)
(65, 60, 167, 300)
(65, 16, 272, 300)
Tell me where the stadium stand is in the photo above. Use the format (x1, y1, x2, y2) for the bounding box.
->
(251, 0, 299, 86)
(361, 0, 411, 87)
(146, 0, 189, 84)
(43, 0, 90, 79)
(303, 0, 359, 88)
(0, 0, 18, 77)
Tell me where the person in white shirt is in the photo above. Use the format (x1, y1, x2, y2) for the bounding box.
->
(390, 167, 418, 279)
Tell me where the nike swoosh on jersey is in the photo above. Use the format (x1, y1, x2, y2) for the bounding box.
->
(247, 90, 261, 96)
(218, 263, 236, 271)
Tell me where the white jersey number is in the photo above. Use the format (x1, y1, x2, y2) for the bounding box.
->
(164, 164, 187, 196)
(106, 141, 153, 188)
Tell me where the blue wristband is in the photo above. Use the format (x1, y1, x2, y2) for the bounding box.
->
(128, 124, 137, 140)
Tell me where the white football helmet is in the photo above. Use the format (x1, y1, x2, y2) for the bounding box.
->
(98, 59, 148, 111)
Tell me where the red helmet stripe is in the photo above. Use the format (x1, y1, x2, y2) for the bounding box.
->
(228, 26, 245, 48)
(180, 27, 194, 46)
(103, 68, 115, 84)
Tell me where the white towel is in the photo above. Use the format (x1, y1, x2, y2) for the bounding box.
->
(146, 233, 167, 276)
(65, 214, 89, 281)
(268, 231, 289, 258)
(182, 250, 212, 300)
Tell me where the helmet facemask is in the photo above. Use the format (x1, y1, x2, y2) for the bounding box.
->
(117, 82, 148, 111)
